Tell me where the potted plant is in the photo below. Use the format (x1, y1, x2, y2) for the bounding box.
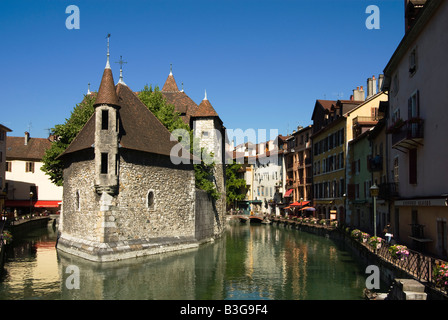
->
(351, 229, 361, 240)
(330, 220, 338, 228)
(368, 236, 383, 249)
(361, 232, 370, 243)
(388, 244, 409, 260)
(433, 263, 448, 292)
(319, 219, 327, 226)
(386, 118, 405, 133)
(2, 230, 12, 244)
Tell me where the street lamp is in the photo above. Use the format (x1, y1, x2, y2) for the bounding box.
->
(370, 184, 379, 238)
(29, 191, 34, 216)
(300, 197, 304, 217)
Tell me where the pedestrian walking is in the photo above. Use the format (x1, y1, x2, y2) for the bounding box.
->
(383, 224, 393, 243)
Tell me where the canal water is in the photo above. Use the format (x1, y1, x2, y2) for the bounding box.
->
(0, 220, 368, 300)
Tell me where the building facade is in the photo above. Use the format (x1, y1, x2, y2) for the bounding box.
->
(383, 0, 448, 258)
(5, 132, 62, 214)
(284, 125, 313, 206)
(0, 124, 12, 213)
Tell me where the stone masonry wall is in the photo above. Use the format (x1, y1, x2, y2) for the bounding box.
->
(59, 148, 226, 261)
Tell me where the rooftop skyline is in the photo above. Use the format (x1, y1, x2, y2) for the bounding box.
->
(1, 0, 404, 141)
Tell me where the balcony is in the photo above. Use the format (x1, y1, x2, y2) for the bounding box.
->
(389, 118, 424, 151)
(367, 155, 383, 172)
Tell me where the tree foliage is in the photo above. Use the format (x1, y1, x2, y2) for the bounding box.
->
(41, 94, 96, 186)
(225, 162, 247, 206)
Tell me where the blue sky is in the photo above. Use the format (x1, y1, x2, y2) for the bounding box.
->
(1, 0, 404, 140)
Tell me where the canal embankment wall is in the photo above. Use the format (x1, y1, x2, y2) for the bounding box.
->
(267, 217, 448, 300)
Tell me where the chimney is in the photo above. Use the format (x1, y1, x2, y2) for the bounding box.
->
(353, 86, 366, 101)
(367, 76, 377, 98)
(367, 78, 373, 98)
(378, 74, 384, 92)
(24, 131, 30, 145)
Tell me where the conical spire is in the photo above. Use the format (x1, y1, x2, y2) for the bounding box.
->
(193, 91, 219, 118)
(94, 35, 119, 107)
(162, 64, 179, 92)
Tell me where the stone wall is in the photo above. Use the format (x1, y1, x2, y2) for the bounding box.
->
(58, 149, 200, 261)
(58, 147, 227, 262)
(195, 189, 215, 241)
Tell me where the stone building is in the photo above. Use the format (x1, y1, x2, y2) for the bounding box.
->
(56, 48, 226, 262)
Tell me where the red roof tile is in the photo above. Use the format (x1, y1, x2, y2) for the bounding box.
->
(192, 98, 220, 118)
(161, 74, 179, 92)
(94, 68, 119, 107)
(6, 136, 52, 161)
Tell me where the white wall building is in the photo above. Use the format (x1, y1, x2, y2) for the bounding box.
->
(5, 132, 62, 214)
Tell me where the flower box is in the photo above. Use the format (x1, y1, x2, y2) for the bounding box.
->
(389, 244, 409, 260)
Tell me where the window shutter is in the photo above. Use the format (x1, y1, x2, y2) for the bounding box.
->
(409, 148, 417, 184)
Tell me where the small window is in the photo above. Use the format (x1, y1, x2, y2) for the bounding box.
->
(26, 162, 35, 173)
(202, 131, 209, 137)
(102, 110, 109, 130)
(5, 161, 11, 172)
(147, 190, 155, 210)
(101, 153, 108, 174)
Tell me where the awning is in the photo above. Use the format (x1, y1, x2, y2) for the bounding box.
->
(5, 200, 61, 208)
(34, 201, 61, 208)
(301, 206, 316, 211)
(290, 201, 310, 207)
(284, 189, 293, 197)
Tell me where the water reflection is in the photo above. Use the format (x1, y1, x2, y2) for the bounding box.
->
(0, 221, 366, 300)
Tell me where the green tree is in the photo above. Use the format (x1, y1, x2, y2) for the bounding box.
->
(225, 162, 247, 207)
(41, 94, 96, 186)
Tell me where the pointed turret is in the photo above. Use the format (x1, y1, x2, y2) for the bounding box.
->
(193, 90, 219, 118)
(162, 64, 179, 92)
(93, 35, 120, 195)
(94, 67, 119, 107)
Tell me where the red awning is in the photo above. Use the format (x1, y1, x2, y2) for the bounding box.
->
(290, 201, 310, 207)
(5, 200, 61, 208)
(34, 201, 61, 208)
(284, 189, 293, 197)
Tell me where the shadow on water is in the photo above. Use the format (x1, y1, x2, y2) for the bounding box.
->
(0, 221, 371, 300)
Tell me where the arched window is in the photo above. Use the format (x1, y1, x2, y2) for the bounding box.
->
(147, 190, 155, 210)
